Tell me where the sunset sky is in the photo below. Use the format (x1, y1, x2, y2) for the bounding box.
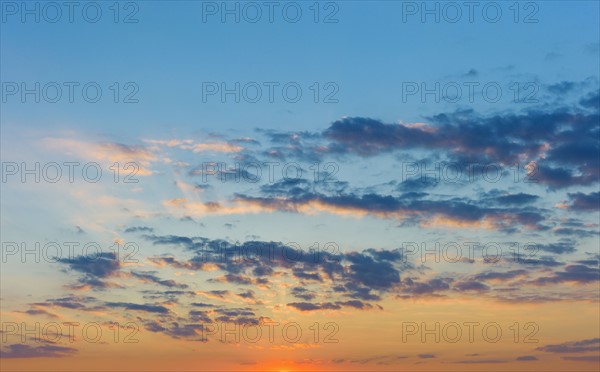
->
(1, 1, 599, 371)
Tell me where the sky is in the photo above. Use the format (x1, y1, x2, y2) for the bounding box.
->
(1, 0, 599, 371)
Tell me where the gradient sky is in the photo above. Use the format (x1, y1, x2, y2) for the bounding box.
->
(1, 1, 599, 371)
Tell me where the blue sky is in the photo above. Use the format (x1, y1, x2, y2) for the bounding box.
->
(3, 1, 599, 135)
(1, 1, 599, 370)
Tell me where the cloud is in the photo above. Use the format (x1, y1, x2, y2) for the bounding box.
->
(67, 230, 592, 324)
(332, 355, 408, 365)
(58, 252, 121, 290)
(453, 280, 490, 292)
(17, 307, 59, 318)
(322, 104, 598, 172)
(564, 192, 600, 211)
(488, 193, 540, 206)
(580, 90, 599, 109)
(337, 300, 377, 310)
(399, 277, 452, 296)
(124, 226, 155, 233)
(182, 190, 548, 232)
(144, 139, 242, 153)
(287, 300, 378, 312)
(43, 138, 157, 176)
(144, 235, 409, 304)
(0, 343, 78, 358)
(287, 302, 342, 312)
(131, 271, 189, 289)
(209, 274, 270, 286)
(236, 290, 258, 301)
(190, 302, 216, 308)
(531, 264, 600, 285)
(212, 307, 264, 325)
(345, 250, 401, 288)
(513, 255, 563, 267)
(548, 81, 577, 94)
(516, 355, 539, 361)
(553, 227, 599, 238)
(472, 270, 529, 282)
(188, 310, 212, 323)
(30, 296, 100, 312)
(105, 302, 170, 314)
(537, 338, 600, 353)
(141, 290, 195, 301)
(535, 241, 576, 254)
(533, 164, 597, 189)
(397, 177, 439, 192)
(58, 252, 120, 278)
(259, 89, 599, 190)
(452, 359, 507, 364)
(291, 287, 316, 301)
(323, 117, 439, 156)
(195, 290, 233, 302)
(143, 321, 207, 342)
(561, 356, 600, 362)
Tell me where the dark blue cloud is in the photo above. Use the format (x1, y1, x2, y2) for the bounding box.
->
(454, 280, 490, 292)
(399, 277, 452, 296)
(566, 192, 600, 211)
(488, 192, 540, 206)
(105, 302, 170, 314)
(131, 271, 189, 289)
(291, 287, 316, 300)
(234, 189, 548, 232)
(0, 344, 77, 359)
(535, 241, 576, 254)
(516, 355, 539, 361)
(561, 356, 600, 362)
(472, 270, 528, 282)
(124, 226, 154, 233)
(452, 359, 507, 364)
(548, 81, 577, 94)
(537, 338, 600, 353)
(287, 301, 375, 312)
(256, 90, 599, 190)
(532, 264, 600, 285)
(58, 252, 120, 278)
(57, 252, 121, 290)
